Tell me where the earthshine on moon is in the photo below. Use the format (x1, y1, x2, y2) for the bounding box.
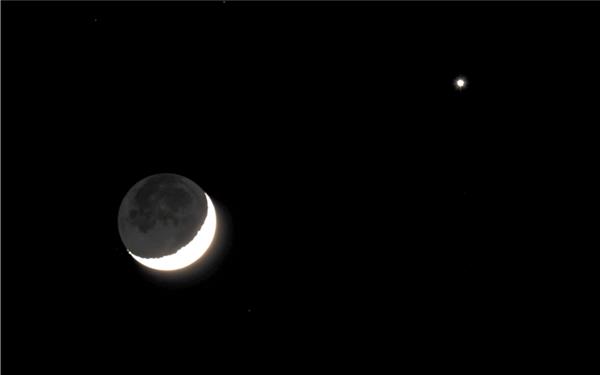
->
(118, 173, 217, 271)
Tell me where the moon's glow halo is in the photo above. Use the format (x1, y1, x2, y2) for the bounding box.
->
(128, 193, 217, 271)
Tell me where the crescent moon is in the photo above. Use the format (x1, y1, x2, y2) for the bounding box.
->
(127, 193, 217, 271)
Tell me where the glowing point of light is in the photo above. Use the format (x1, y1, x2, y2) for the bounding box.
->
(455, 77, 467, 90)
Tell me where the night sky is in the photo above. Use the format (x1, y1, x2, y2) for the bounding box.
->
(3, 1, 597, 371)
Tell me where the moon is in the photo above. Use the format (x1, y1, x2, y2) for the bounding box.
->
(118, 173, 217, 272)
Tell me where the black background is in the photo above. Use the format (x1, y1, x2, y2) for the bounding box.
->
(3, 1, 598, 371)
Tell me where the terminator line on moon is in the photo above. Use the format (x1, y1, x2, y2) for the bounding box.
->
(118, 173, 217, 271)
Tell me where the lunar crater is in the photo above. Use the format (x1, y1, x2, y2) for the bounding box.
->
(118, 173, 209, 259)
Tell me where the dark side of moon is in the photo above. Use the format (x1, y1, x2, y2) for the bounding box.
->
(118, 174, 208, 259)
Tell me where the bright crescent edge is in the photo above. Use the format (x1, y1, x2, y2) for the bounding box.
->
(127, 193, 217, 271)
